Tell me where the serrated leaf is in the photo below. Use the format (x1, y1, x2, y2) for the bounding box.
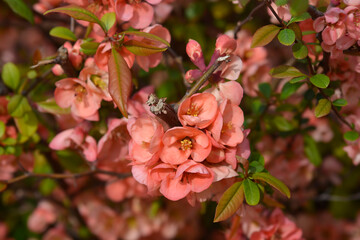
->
(344, 131, 359, 141)
(49, 27, 77, 41)
(124, 40, 168, 56)
(292, 42, 308, 59)
(332, 98, 348, 107)
(2, 62, 20, 91)
(7, 95, 32, 118)
(122, 31, 170, 47)
(304, 134, 322, 166)
(108, 47, 132, 118)
(258, 83, 272, 99)
(270, 65, 305, 78)
(101, 12, 116, 32)
(4, 0, 34, 24)
(80, 41, 100, 55)
(310, 74, 330, 88)
(280, 81, 304, 100)
(214, 182, 244, 222)
(45, 5, 106, 32)
(37, 99, 71, 115)
(289, 76, 306, 83)
(243, 179, 260, 206)
(315, 99, 331, 118)
(252, 172, 291, 198)
(14, 112, 38, 137)
(251, 25, 281, 48)
(278, 29, 295, 46)
(289, 0, 309, 16)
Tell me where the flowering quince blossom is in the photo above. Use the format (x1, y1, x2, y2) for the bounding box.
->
(49, 125, 97, 162)
(185, 34, 242, 83)
(115, 0, 162, 29)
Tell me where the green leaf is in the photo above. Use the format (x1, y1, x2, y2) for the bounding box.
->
(280, 81, 304, 100)
(49, 27, 77, 41)
(332, 98, 348, 107)
(288, 22, 303, 41)
(288, 12, 311, 25)
(289, 76, 306, 83)
(304, 134, 322, 166)
(310, 74, 330, 88)
(243, 179, 260, 206)
(2, 62, 20, 91)
(101, 12, 116, 32)
(315, 99, 331, 118)
(56, 150, 89, 173)
(214, 182, 244, 222)
(14, 112, 38, 137)
(275, 0, 288, 6)
(292, 42, 308, 59)
(270, 65, 305, 78)
(45, 5, 106, 33)
(37, 99, 71, 115)
(251, 24, 281, 48)
(252, 172, 291, 198)
(80, 41, 100, 55)
(122, 31, 170, 47)
(108, 46, 132, 118)
(278, 29, 296, 46)
(249, 161, 264, 174)
(124, 40, 168, 56)
(289, 0, 309, 16)
(344, 131, 359, 141)
(258, 83, 272, 99)
(7, 95, 32, 118)
(4, 0, 34, 24)
(0, 121, 5, 138)
(40, 179, 56, 196)
(273, 115, 295, 131)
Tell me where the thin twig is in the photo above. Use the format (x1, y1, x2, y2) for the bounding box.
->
(234, 1, 266, 39)
(22, 69, 52, 96)
(265, 0, 285, 26)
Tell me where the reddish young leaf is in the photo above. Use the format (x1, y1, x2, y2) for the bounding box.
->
(214, 182, 244, 222)
(108, 47, 132, 118)
(122, 31, 170, 47)
(124, 40, 168, 56)
(44, 5, 106, 32)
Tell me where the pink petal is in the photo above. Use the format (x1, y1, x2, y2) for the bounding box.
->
(129, 2, 154, 29)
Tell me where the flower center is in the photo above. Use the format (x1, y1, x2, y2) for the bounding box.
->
(354, 10, 360, 26)
(91, 75, 106, 90)
(180, 138, 193, 151)
(186, 103, 200, 117)
(221, 121, 233, 133)
(74, 84, 86, 102)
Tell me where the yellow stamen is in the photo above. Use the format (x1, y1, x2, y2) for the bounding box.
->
(74, 85, 86, 102)
(186, 103, 200, 117)
(91, 75, 106, 89)
(180, 138, 193, 151)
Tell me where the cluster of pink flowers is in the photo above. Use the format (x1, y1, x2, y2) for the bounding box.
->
(128, 79, 249, 202)
(314, 2, 360, 58)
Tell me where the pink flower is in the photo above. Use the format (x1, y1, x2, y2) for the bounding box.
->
(178, 93, 218, 129)
(43, 225, 72, 240)
(205, 81, 243, 106)
(150, 160, 214, 201)
(344, 140, 360, 165)
(27, 201, 57, 233)
(345, 6, 360, 40)
(160, 127, 211, 165)
(135, 24, 171, 72)
(54, 77, 103, 121)
(127, 85, 154, 117)
(128, 115, 164, 165)
(115, 0, 161, 29)
(185, 35, 242, 84)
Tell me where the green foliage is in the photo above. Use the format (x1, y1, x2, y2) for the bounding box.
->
(270, 65, 305, 78)
(275, 0, 288, 6)
(80, 41, 100, 55)
(14, 112, 38, 137)
(287, 12, 311, 25)
(344, 131, 359, 141)
(243, 179, 260, 206)
(251, 25, 281, 48)
(7, 95, 32, 118)
(101, 12, 116, 32)
(292, 42, 308, 59)
(289, 76, 307, 83)
(0, 121, 5, 138)
(4, 0, 34, 24)
(122, 31, 170, 47)
(214, 182, 244, 222)
(278, 29, 295, 46)
(258, 83, 272, 99)
(314, 99, 331, 118)
(49, 27, 77, 41)
(252, 172, 291, 198)
(304, 134, 322, 166)
(332, 98, 348, 107)
(124, 40, 168, 56)
(310, 74, 330, 89)
(281, 81, 304, 100)
(289, 0, 309, 16)
(2, 62, 20, 91)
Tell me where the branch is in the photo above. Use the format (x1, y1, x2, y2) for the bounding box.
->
(265, 0, 285, 27)
(234, 1, 266, 39)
